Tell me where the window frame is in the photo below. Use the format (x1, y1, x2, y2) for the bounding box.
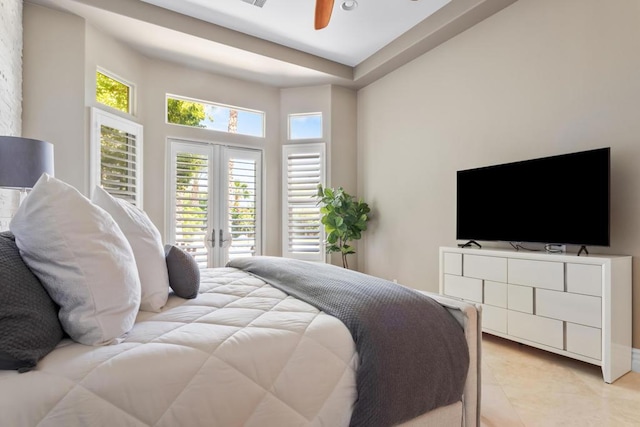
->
(89, 107, 144, 207)
(96, 68, 135, 116)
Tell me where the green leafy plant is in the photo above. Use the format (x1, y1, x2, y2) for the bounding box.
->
(316, 185, 371, 269)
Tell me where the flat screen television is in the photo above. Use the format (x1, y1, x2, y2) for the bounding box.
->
(456, 147, 610, 247)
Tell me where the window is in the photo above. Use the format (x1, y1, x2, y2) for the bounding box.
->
(166, 95, 265, 138)
(96, 70, 132, 114)
(90, 108, 143, 207)
(282, 143, 326, 261)
(288, 113, 322, 140)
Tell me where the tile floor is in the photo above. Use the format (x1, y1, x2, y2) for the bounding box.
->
(480, 334, 640, 427)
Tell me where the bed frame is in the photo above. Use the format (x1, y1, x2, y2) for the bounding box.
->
(400, 292, 481, 427)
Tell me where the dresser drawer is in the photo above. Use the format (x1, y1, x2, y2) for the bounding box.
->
(508, 311, 563, 349)
(484, 281, 507, 308)
(464, 254, 507, 283)
(482, 305, 507, 333)
(508, 259, 564, 291)
(566, 323, 601, 360)
(443, 252, 463, 276)
(536, 289, 601, 328)
(507, 284, 533, 314)
(566, 264, 602, 297)
(443, 274, 483, 303)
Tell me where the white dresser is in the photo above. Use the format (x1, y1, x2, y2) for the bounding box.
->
(439, 246, 632, 383)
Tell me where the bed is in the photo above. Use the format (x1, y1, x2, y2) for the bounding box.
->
(0, 175, 480, 427)
(0, 262, 480, 427)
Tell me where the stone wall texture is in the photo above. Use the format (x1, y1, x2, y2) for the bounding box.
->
(0, 0, 23, 229)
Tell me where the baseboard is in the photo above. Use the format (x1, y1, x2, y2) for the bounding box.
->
(633, 348, 640, 373)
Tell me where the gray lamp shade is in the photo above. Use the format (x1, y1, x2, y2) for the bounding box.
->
(0, 136, 54, 188)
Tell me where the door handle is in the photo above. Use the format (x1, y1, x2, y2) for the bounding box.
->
(219, 229, 232, 248)
(204, 228, 215, 247)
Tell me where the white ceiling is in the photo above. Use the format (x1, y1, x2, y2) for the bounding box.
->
(138, 0, 452, 67)
(29, 0, 517, 88)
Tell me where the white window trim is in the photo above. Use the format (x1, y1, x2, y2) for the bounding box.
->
(96, 67, 136, 116)
(282, 143, 326, 262)
(90, 107, 144, 207)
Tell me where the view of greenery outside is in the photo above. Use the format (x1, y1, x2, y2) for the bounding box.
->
(167, 98, 209, 127)
(96, 72, 130, 113)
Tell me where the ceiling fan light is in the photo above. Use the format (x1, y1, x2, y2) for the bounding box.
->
(340, 1, 358, 11)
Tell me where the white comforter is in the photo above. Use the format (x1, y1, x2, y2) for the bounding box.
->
(0, 268, 358, 426)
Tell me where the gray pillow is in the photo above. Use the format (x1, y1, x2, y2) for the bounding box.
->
(164, 244, 200, 299)
(0, 231, 64, 372)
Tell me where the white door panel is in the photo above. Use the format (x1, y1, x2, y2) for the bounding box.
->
(168, 140, 262, 268)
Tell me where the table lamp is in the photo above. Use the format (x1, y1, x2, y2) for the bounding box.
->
(0, 136, 54, 229)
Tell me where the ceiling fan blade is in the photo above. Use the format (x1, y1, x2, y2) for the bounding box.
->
(314, 0, 335, 30)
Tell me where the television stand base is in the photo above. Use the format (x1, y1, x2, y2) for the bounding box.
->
(577, 245, 589, 256)
(458, 240, 481, 249)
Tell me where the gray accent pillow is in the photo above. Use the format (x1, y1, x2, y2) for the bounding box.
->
(0, 231, 64, 372)
(164, 245, 200, 299)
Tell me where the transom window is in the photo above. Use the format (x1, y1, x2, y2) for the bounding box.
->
(166, 95, 265, 138)
(288, 113, 323, 140)
(96, 70, 132, 114)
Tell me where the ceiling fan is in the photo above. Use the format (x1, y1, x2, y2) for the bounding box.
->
(242, 0, 348, 30)
(314, 0, 335, 30)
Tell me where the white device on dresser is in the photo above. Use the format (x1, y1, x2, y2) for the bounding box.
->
(439, 246, 632, 383)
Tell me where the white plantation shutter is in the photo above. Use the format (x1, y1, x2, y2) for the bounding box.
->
(90, 108, 143, 207)
(174, 151, 210, 267)
(226, 149, 262, 260)
(282, 143, 326, 261)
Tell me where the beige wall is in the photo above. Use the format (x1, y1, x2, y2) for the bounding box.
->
(23, 3, 86, 192)
(357, 0, 640, 346)
(330, 86, 358, 268)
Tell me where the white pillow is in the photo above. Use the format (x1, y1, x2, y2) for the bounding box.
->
(91, 186, 169, 312)
(10, 174, 141, 346)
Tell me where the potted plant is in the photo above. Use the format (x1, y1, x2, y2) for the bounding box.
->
(316, 185, 371, 269)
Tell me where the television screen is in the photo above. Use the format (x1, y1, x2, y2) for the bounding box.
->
(456, 147, 610, 246)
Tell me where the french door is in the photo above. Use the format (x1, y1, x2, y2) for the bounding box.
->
(167, 140, 262, 268)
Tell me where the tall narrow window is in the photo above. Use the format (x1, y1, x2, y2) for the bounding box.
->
(90, 108, 143, 207)
(282, 143, 326, 262)
(96, 70, 132, 114)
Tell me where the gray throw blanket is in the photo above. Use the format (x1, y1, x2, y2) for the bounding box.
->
(228, 257, 469, 427)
